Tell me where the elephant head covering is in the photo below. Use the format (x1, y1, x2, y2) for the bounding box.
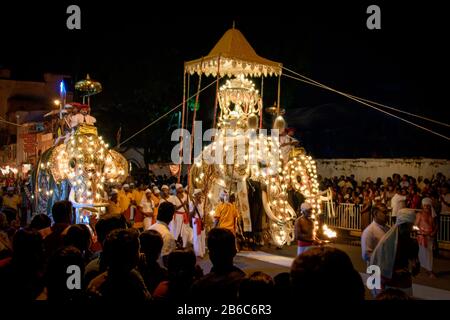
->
(370, 208, 417, 279)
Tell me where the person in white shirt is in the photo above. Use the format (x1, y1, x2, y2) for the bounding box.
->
(390, 189, 407, 220)
(168, 183, 191, 248)
(191, 189, 206, 258)
(139, 189, 154, 230)
(361, 204, 390, 264)
(149, 202, 176, 267)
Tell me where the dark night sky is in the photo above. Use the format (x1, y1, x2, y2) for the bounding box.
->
(1, 1, 449, 159)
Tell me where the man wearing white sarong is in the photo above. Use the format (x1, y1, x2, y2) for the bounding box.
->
(139, 189, 154, 230)
(415, 197, 437, 278)
(168, 184, 190, 248)
(191, 189, 206, 258)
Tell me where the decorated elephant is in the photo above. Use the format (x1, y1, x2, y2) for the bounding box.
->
(188, 76, 321, 247)
(31, 124, 128, 221)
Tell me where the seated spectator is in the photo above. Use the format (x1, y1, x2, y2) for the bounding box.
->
(290, 246, 365, 301)
(138, 230, 168, 294)
(87, 229, 151, 302)
(44, 201, 74, 260)
(1, 206, 19, 239)
(153, 249, 201, 303)
(0, 228, 45, 302)
(238, 271, 275, 303)
(40, 246, 86, 302)
(64, 224, 93, 263)
(376, 288, 412, 300)
(84, 214, 128, 285)
(0, 213, 12, 259)
(273, 272, 292, 301)
(29, 214, 51, 230)
(191, 228, 246, 303)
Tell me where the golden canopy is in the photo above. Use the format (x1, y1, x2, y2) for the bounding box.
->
(184, 27, 282, 77)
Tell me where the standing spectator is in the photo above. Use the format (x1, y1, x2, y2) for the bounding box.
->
(407, 187, 421, 209)
(417, 176, 426, 192)
(415, 198, 437, 278)
(149, 201, 176, 267)
(371, 208, 420, 296)
(2, 186, 21, 211)
(390, 188, 407, 222)
(440, 184, 450, 215)
(385, 185, 396, 208)
(360, 190, 372, 231)
(400, 175, 410, 189)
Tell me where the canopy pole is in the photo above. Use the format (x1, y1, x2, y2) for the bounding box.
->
(178, 70, 187, 183)
(185, 74, 190, 132)
(187, 58, 204, 191)
(212, 56, 221, 132)
(277, 74, 281, 115)
(259, 76, 264, 129)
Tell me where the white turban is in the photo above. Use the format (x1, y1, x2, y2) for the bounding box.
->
(123, 184, 129, 189)
(300, 202, 312, 212)
(161, 185, 169, 190)
(110, 189, 118, 195)
(396, 208, 417, 225)
(421, 197, 436, 217)
(193, 189, 202, 196)
(145, 189, 152, 194)
(175, 183, 183, 190)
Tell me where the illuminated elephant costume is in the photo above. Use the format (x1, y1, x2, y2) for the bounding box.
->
(31, 124, 128, 220)
(188, 76, 321, 247)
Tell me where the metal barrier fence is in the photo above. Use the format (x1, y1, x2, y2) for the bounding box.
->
(322, 203, 450, 243)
